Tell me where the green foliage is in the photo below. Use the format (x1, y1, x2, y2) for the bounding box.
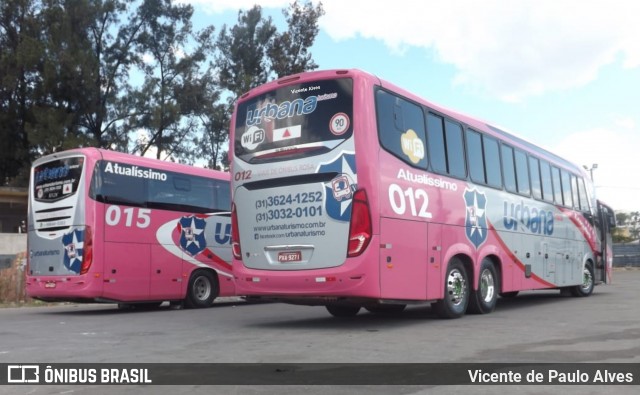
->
(0, 0, 325, 182)
(613, 211, 640, 243)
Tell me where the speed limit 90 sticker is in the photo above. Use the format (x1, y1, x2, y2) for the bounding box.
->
(330, 113, 350, 135)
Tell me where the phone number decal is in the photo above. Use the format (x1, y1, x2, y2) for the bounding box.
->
(255, 206, 323, 223)
(255, 191, 323, 209)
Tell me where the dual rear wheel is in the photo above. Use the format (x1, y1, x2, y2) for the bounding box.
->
(433, 257, 498, 319)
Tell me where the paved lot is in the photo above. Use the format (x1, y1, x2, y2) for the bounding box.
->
(0, 268, 638, 395)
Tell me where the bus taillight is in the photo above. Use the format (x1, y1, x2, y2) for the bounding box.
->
(231, 203, 242, 260)
(80, 226, 93, 275)
(347, 189, 371, 257)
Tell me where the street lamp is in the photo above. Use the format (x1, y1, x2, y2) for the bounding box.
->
(583, 163, 598, 182)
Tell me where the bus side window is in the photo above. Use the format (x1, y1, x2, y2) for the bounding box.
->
(501, 144, 517, 193)
(514, 149, 530, 196)
(551, 166, 563, 205)
(529, 156, 542, 200)
(560, 170, 573, 208)
(539, 160, 554, 202)
(376, 89, 428, 169)
(577, 178, 590, 212)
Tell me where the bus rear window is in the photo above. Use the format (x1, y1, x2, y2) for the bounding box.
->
(33, 156, 84, 202)
(234, 78, 353, 163)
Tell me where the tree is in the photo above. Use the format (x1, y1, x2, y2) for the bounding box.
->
(127, 0, 215, 161)
(629, 211, 640, 241)
(191, 67, 230, 170)
(28, 0, 101, 154)
(0, 0, 41, 185)
(215, 5, 276, 100)
(269, 1, 325, 78)
(613, 211, 640, 243)
(0, 0, 327, 183)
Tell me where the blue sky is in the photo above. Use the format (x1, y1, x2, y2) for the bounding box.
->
(181, 0, 640, 212)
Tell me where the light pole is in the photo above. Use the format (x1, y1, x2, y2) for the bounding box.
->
(583, 163, 598, 182)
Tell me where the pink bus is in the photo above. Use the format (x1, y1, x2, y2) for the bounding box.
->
(26, 148, 234, 309)
(230, 69, 616, 318)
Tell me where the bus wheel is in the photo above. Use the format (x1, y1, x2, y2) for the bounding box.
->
(365, 304, 406, 314)
(326, 304, 361, 317)
(186, 270, 219, 308)
(570, 262, 594, 297)
(433, 258, 469, 319)
(468, 259, 497, 314)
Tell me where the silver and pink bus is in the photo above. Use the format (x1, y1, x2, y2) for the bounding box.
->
(230, 69, 616, 318)
(27, 148, 233, 309)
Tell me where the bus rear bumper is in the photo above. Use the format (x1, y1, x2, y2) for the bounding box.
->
(232, 261, 380, 300)
(25, 275, 103, 301)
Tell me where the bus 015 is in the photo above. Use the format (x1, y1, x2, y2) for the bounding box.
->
(26, 148, 233, 309)
(230, 69, 616, 319)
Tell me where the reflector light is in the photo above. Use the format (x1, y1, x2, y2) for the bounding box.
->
(347, 189, 372, 257)
(80, 226, 93, 275)
(231, 204, 242, 260)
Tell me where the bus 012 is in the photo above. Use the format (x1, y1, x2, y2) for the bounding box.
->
(230, 69, 616, 319)
(27, 148, 233, 309)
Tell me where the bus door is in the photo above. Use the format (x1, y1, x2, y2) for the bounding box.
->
(596, 201, 615, 284)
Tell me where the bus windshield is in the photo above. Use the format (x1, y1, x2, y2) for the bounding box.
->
(33, 156, 84, 202)
(234, 78, 353, 163)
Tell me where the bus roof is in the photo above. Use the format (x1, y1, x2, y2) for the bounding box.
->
(34, 147, 230, 180)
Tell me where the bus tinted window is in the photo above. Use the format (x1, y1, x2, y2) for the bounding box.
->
(551, 166, 563, 204)
(570, 175, 580, 210)
(578, 178, 590, 212)
(377, 90, 427, 168)
(514, 149, 530, 195)
(561, 169, 573, 207)
(502, 145, 517, 193)
(234, 78, 353, 163)
(466, 129, 484, 183)
(445, 120, 466, 178)
(467, 130, 502, 188)
(529, 156, 542, 200)
(427, 114, 466, 178)
(540, 160, 554, 202)
(90, 161, 230, 213)
(427, 113, 447, 174)
(484, 136, 502, 188)
(33, 156, 84, 202)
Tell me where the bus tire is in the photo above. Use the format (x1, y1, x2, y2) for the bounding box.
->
(185, 270, 219, 308)
(468, 259, 498, 314)
(326, 304, 361, 317)
(433, 258, 469, 319)
(570, 262, 595, 297)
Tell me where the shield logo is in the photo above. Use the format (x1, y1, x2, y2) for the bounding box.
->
(464, 188, 488, 249)
(317, 153, 357, 222)
(179, 215, 207, 256)
(62, 229, 84, 273)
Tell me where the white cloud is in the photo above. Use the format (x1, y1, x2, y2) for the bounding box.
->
(320, 0, 640, 102)
(551, 125, 640, 212)
(183, 0, 640, 102)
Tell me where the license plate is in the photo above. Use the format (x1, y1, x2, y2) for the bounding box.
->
(278, 251, 302, 263)
(44, 282, 56, 289)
